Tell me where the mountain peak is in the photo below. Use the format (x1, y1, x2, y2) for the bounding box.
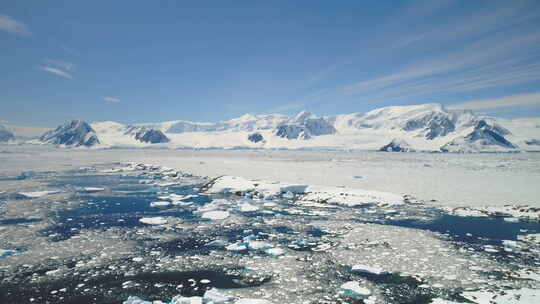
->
(40, 120, 100, 147)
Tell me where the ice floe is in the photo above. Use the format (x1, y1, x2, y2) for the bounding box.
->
(235, 299, 272, 304)
(444, 205, 540, 221)
(0, 249, 22, 259)
(150, 201, 172, 207)
(518, 233, 540, 243)
(81, 187, 105, 192)
(340, 281, 372, 298)
(201, 210, 230, 220)
(139, 217, 168, 225)
(124, 288, 266, 304)
(17, 190, 61, 198)
(462, 288, 540, 304)
(201, 175, 404, 206)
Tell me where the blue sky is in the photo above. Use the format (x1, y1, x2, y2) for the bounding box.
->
(1, 0, 540, 127)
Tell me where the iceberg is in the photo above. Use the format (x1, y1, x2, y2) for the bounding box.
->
(226, 242, 248, 252)
(340, 281, 371, 298)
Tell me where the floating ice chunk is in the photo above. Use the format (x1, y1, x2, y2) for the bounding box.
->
(17, 190, 61, 198)
(150, 201, 171, 207)
(429, 298, 467, 304)
(0, 249, 21, 259)
(518, 233, 540, 244)
(203, 288, 233, 304)
(239, 203, 259, 212)
(205, 240, 226, 248)
(282, 191, 295, 199)
(159, 193, 197, 201)
(195, 199, 232, 214)
(123, 296, 153, 304)
(235, 299, 273, 304)
(263, 194, 275, 200)
(351, 264, 390, 275)
(45, 269, 61, 276)
(226, 242, 248, 252)
(483, 245, 499, 253)
(503, 217, 520, 223)
(340, 281, 371, 298)
(264, 247, 285, 257)
(82, 187, 105, 192)
(246, 241, 273, 251)
(78, 166, 96, 172)
(201, 210, 230, 220)
(170, 295, 203, 304)
(502, 240, 520, 248)
(139, 217, 167, 225)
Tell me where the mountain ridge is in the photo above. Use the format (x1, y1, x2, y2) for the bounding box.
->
(15, 103, 540, 152)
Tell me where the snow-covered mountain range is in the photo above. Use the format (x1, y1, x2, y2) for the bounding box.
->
(20, 103, 540, 152)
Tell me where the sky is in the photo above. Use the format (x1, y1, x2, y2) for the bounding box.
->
(1, 0, 540, 127)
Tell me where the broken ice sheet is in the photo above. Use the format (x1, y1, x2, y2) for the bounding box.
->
(1, 162, 539, 304)
(17, 190, 61, 198)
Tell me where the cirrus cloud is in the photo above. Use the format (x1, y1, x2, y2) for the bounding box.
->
(103, 96, 121, 103)
(0, 14, 30, 36)
(40, 66, 73, 79)
(448, 92, 540, 111)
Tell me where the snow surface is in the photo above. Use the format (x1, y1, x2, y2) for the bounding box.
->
(1, 145, 539, 207)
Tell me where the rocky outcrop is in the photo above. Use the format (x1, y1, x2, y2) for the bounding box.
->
(40, 120, 100, 147)
(402, 111, 456, 140)
(275, 125, 311, 140)
(275, 112, 336, 140)
(440, 120, 516, 152)
(125, 126, 169, 144)
(379, 139, 415, 152)
(248, 132, 264, 143)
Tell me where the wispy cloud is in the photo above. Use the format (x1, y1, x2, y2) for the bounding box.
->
(0, 14, 30, 36)
(448, 93, 540, 111)
(39, 59, 75, 79)
(61, 45, 81, 56)
(44, 59, 74, 71)
(103, 96, 121, 103)
(288, 0, 540, 113)
(40, 67, 73, 79)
